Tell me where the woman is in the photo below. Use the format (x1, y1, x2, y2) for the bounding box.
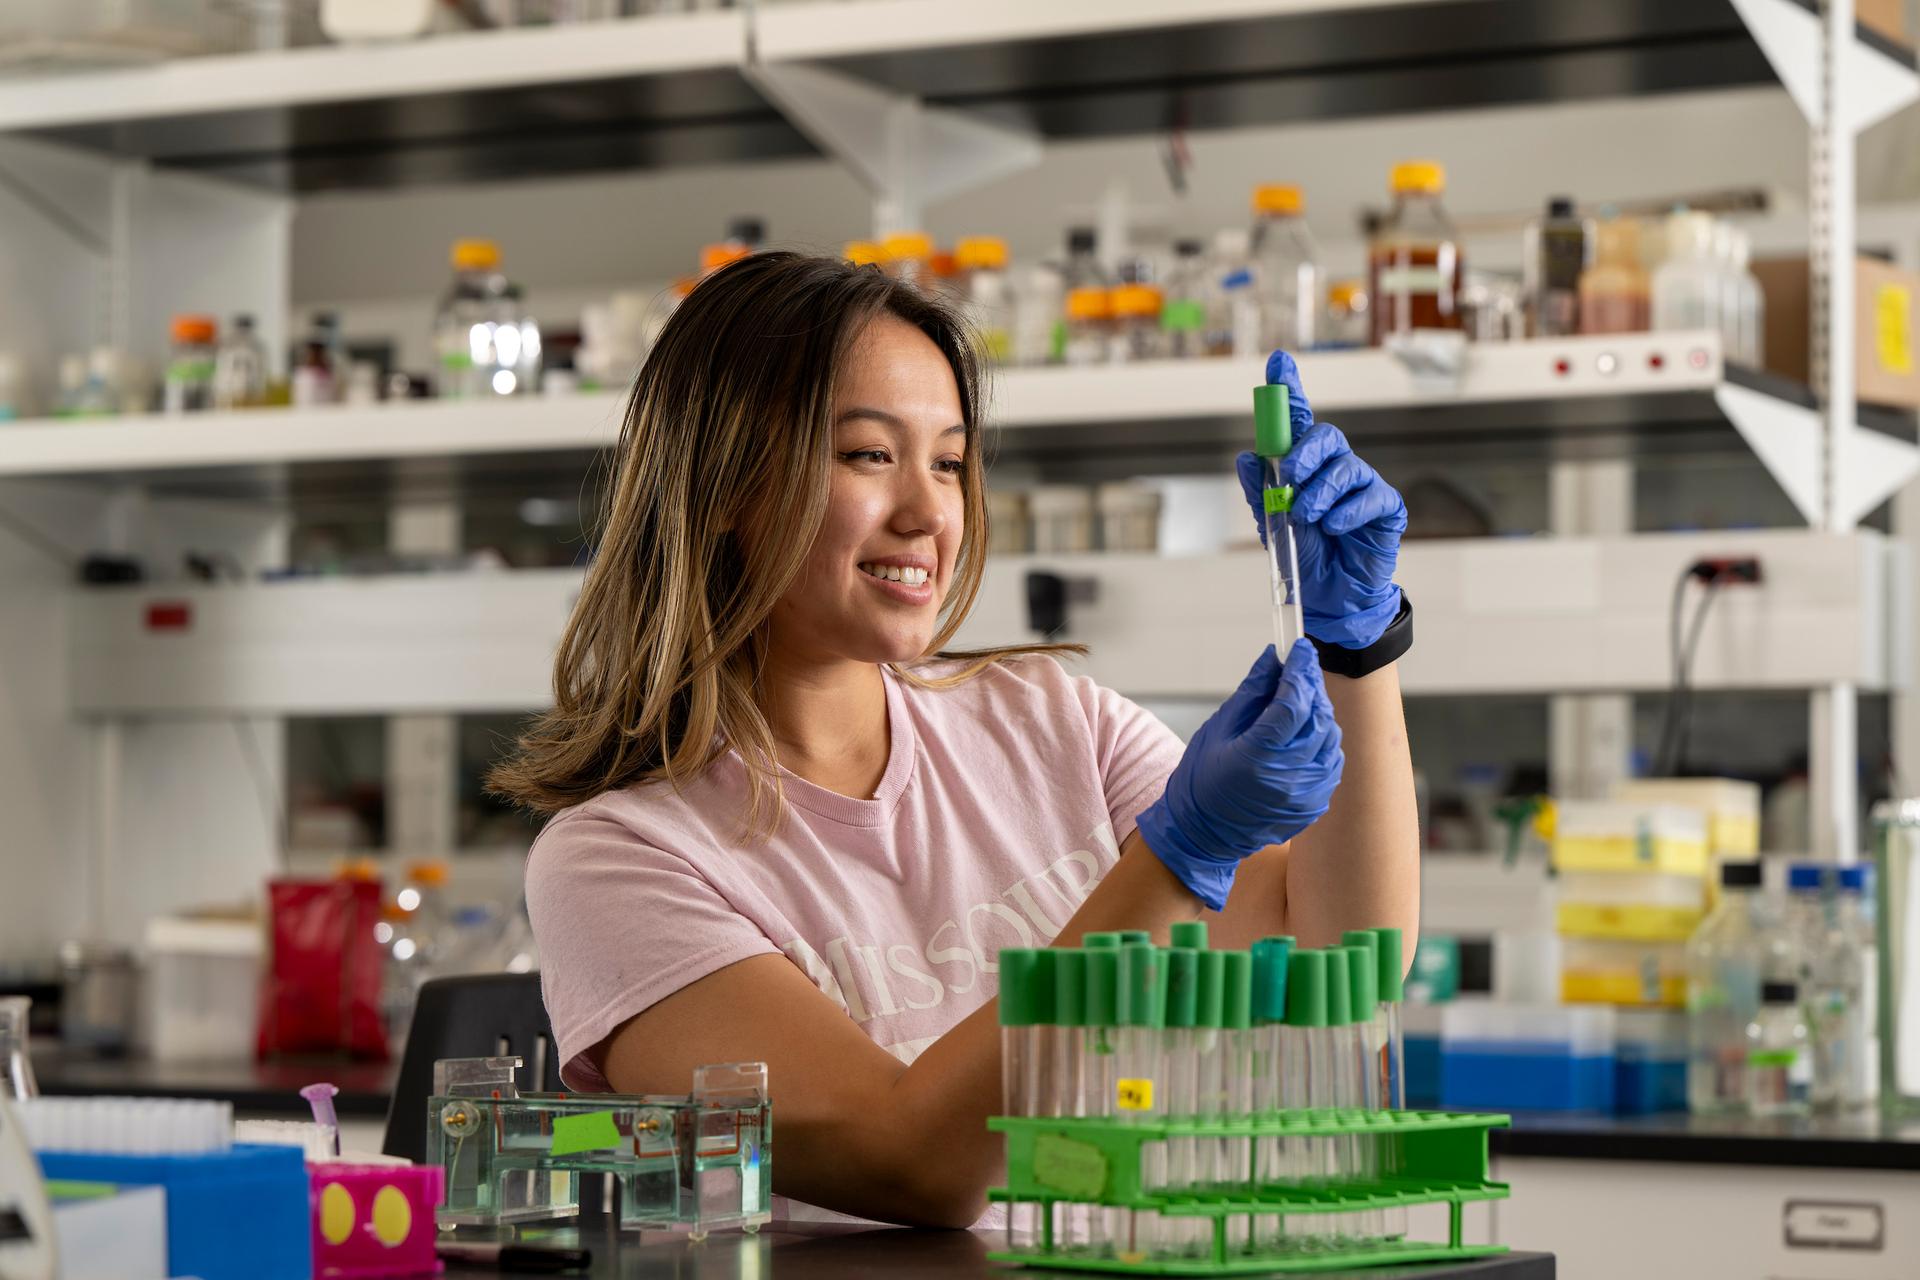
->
(495, 251, 1417, 1228)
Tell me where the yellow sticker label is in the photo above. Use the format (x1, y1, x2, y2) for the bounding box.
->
(1877, 283, 1914, 375)
(1115, 1078, 1154, 1111)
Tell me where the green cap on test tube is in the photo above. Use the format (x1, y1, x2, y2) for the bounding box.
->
(1054, 949, 1087, 1027)
(1196, 950, 1227, 1028)
(1325, 948, 1352, 1027)
(1084, 932, 1122, 949)
(1086, 947, 1120, 1027)
(1170, 921, 1209, 950)
(1282, 950, 1327, 1027)
(1342, 931, 1379, 1006)
(1250, 936, 1293, 1024)
(1117, 930, 1153, 946)
(1372, 927, 1405, 1002)
(1165, 947, 1199, 1028)
(1119, 943, 1165, 1028)
(1346, 940, 1378, 1013)
(999, 949, 1042, 1026)
(1254, 384, 1292, 458)
(1222, 951, 1253, 1029)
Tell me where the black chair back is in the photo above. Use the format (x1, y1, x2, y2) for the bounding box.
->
(380, 971, 562, 1162)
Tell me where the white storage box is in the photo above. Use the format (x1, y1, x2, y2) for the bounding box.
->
(1551, 801, 1709, 876)
(1612, 777, 1761, 856)
(144, 916, 262, 1062)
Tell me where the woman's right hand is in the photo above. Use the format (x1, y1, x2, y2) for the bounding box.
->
(1136, 640, 1344, 911)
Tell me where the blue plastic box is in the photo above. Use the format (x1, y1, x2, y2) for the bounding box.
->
(1439, 1003, 1616, 1113)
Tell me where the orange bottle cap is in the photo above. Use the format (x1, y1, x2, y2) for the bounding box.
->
(170, 314, 217, 344)
(451, 239, 502, 271)
(1389, 161, 1445, 195)
(955, 236, 1009, 270)
(700, 243, 750, 273)
(1253, 184, 1304, 215)
(1066, 287, 1113, 320)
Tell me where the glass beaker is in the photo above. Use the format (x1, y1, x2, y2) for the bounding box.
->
(1, 995, 38, 1099)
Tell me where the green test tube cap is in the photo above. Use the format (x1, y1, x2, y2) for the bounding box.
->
(1250, 936, 1294, 1024)
(1165, 947, 1200, 1028)
(1222, 951, 1254, 1030)
(1373, 927, 1405, 1002)
(1347, 940, 1378, 1014)
(1196, 950, 1227, 1029)
(1254, 383, 1292, 458)
(1086, 947, 1120, 1027)
(1282, 949, 1327, 1027)
(1342, 930, 1379, 1007)
(1170, 921, 1209, 950)
(1117, 930, 1153, 946)
(1118, 943, 1166, 1028)
(1083, 932, 1122, 949)
(999, 949, 1041, 1026)
(1054, 949, 1087, 1027)
(1325, 948, 1353, 1026)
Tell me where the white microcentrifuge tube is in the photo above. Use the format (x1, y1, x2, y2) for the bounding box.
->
(1083, 937, 1124, 1257)
(1162, 945, 1202, 1258)
(999, 949, 1044, 1252)
(1116, 943, 1166, 1261)
(1284, 950, 1331, 1254)
(1219, 952, 1257, 1252)
(1054, 949, 1091, 1254)
(1373, 927, 1409, 1241)
(1250, 936, 1293, 1252)
(1339, 941, 1385, 1246)
(1253, 384, 1307, 657)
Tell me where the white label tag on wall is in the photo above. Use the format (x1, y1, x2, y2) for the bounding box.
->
(1783, 1199, 1883, 1251)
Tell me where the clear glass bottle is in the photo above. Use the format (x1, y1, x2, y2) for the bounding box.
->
(1062, 288, 1113, 367)
(213, 313, 268, 411)
(1250, 183, 1320, 352)
(1834, 866, 1880, 1112)
(1651, 210, 1723, 336)
(1526, 195, 1590, 338)
(1579, 212, 1651, 335)
(1747, 980, 1813, 1117)
(1368, 160, 1463, 344)
(1110, 283, 1167, 363)
(1686, 860, 1767, 1113)
(0, 995, 36, 1099)
(1160, 239, 1209, 360)
(1206, 228, 1262, 359)
(1014, 264, 1064, 367)
(293, 311, 343, 408)
(1323, 280, 1370, 349)
(433, 239, 542, 399)
(955, 236, 1013, 364)
(1062, 226, 1106, 292)
(163, 314, 218, 415)
(1722, 227, 1765, 367)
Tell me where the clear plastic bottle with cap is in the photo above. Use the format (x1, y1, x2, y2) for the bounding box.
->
(1526, 195, 1591, 338)
(1835, 867, 1880, 1111)
(1251, 183, 1320, 352)
(293, 311, 344, 408)
(1062, 287, 1113, 367)
(1062, 226, 1105, 292)
(1686, 860, 1767, 1113)
(883, 232, 935, 291)
(1788, 864, 1875, 1112)
(1161, 239, 1210, 360)
(1652, 210, 1724, 337)
(1746, 980, 1813, 1117)
(213, 314, 268, 411)
(1368, 161, 1463, 344)
(1014, 264, 1064, 367)
(434, 239, 542, 399)
(955, 236, 1013, 363)
(1720, 226, 1765, 367)
(163, 315, 219, 415)
(1323, 280, 1369, 350)
(1110, 282, 1167, 363)
(1578, 212, 1651, 335)
(1206, 229, 1263, 359)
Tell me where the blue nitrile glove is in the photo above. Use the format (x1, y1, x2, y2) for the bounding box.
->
(1235, 350, 1407, 650)
(1135, 640, 1344, 912)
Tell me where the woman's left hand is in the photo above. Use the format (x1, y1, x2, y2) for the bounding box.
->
(1235, 349, 1407, 650)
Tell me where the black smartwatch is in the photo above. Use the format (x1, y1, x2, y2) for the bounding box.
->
(1310, 591, 1412, 679)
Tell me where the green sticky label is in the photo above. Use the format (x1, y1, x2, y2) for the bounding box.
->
(1747, 1050, 1801, 1068)
(45, 1180, 121, 1201)
(550, 1110, 623, 1156)
(1160, 300, 1206, 333)
(1032, 1132, 1109, 1200)
(1263, 485, 1293, 514)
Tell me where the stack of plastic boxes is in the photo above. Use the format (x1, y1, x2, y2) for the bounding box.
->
(1552, 780, 1760, 1113)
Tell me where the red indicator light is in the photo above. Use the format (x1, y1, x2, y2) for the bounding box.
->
(145, 602, 191, 631)
(1553, 358, 1571, 376)
(1689, 347, 1711, 370)
(1648, 353, 1665, 370)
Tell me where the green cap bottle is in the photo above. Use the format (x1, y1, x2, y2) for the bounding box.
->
(1222, 951, 1254, 1030)
(1282, 949, 1327, 1027)
(1325, 948, 1352, 1027)
(1372, 927, 1405, 1002)
(1084, 932, 1122, 950)
(1119, 943, 1165, 1029)
(1197, 950, 1227, 1029)
(1117, 930, 1153, 947)
(1055, 949, 1087, 1028)
(1165, 947, 1199, 1029)
(1086, 947, 1120, 1028)
(999, 949, 1042, 1026)
(1250, 936, 1294, 1024)
(1170, 921, 1209, 950)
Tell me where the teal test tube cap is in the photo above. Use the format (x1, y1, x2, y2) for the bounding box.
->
(1250, 936, 1294, 1024)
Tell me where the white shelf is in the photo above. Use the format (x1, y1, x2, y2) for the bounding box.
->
(67, 528, 1900, 716)
(0, 333, 1737, 485)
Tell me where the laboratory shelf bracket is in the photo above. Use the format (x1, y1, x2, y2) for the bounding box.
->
(741, 12, 1041, 236)
(1715, 382, 1920, 531)
(1730, 0, 1920, 133)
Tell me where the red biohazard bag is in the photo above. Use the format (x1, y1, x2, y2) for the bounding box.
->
(257, 877, 389, 1061)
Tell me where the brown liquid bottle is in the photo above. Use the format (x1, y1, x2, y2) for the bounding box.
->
(1578, 213, 1651, 335)
(1369, 160, 1463, 344)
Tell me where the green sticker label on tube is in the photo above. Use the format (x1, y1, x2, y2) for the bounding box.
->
(1264, 486, 1293, 514)
(549, 1110, 623, 1156)
(1032, 1132, 1109, 1200)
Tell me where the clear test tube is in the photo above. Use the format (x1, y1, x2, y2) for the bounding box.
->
(1253, 383, 1307, 655)
(1162, 946, 1202, 1258)
(1115, 943, 1166, 1261)
(1052, 949, 1090, 1254)
(1281, 950, 1330, 1254)
(1323, 948, 1358, 1247)
(1192, 948, 1227, 1201)
(1084, 938, 1123, 1257)
(1218, 952, 1257, 1254)
(1340, 941, 1384, 1246)
(998, 949, 1044, 1252)
(1249, 936, 1293, 1251)
(1371, 927, 1408, 1241)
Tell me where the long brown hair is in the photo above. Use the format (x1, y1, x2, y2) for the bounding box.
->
(488, 251, 1073, 825)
